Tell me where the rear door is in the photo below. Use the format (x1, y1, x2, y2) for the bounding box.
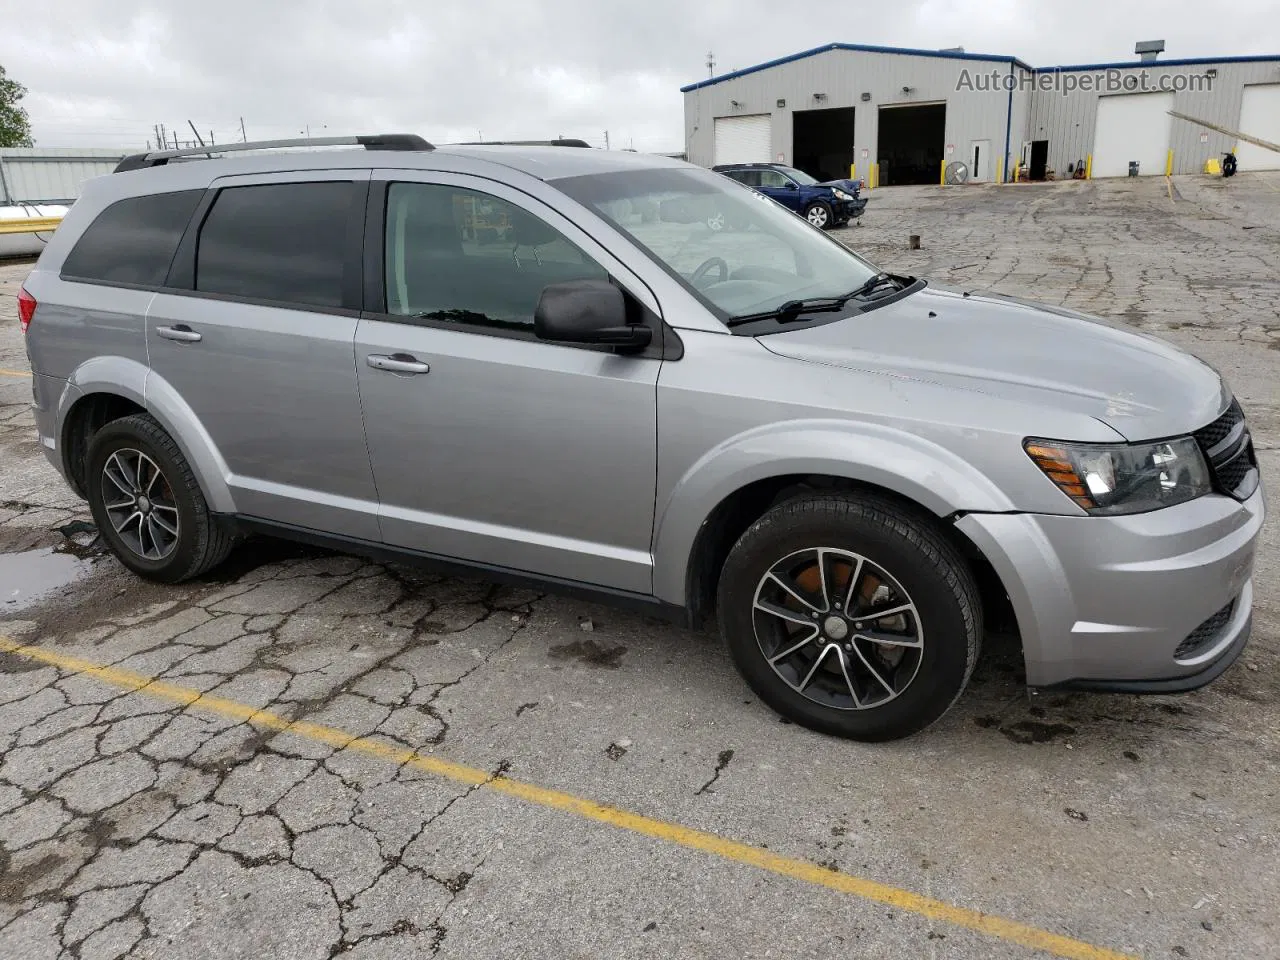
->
(147, 171, 380, 539)
(354, 171, 663, 593)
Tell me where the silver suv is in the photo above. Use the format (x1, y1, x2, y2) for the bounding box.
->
(19, 134, 1264, 741)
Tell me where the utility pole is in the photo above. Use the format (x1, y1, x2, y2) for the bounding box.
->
(240, 117, 247, 142)
(604, 130, 610, 150)
(187, 120, 206, 147)
(706, 51, 715, 77)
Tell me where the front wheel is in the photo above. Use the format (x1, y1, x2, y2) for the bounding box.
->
(803, 201, 833, 229)
(717, 494, 981, 741)
(86, 413, 235, 583)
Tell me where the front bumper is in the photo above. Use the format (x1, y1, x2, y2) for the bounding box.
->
(834, 197, 867, 221)
(955, 485, 1264, 689)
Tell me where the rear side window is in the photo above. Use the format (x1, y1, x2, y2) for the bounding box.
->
(195, 181, 357, 308)
(61, 190, 202, 286)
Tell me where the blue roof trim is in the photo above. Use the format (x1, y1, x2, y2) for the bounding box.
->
(1039, 54, 1280, 72)
(680, 42, 1031, 92)
(680, 43, 1280, 92)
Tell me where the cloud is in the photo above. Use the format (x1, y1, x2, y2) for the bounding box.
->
(2, 0, 1277, 150)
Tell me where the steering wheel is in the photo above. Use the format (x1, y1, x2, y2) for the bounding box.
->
(691, 257, 730, 288)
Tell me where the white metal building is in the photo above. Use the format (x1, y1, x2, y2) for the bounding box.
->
(0, 148, 126, 205)
(682, 43, 1280, 182)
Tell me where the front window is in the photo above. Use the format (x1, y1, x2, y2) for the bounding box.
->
(553, 167, 878, 322)
(384, 182, 607, 331)
(776, 166, 819, 185)
(756, 169, 794, 189)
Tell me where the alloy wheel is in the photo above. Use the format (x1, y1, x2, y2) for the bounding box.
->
(752, 547, 924, 710)
(101, 448, 181, 561)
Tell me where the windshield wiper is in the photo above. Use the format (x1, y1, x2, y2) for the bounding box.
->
(845, 271, 912, 300)
(724, 273, 914, 327)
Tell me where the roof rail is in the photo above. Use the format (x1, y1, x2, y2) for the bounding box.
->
(113, 134, 434, 173)
(454, 139, 592, 148)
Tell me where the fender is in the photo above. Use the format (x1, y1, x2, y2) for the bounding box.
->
(650, 418, 1015, 606)
(60, 356, 236, 514)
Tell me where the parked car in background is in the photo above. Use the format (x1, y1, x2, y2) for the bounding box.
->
(713, 162, 866, 229)
(19, 135, 1263, 742)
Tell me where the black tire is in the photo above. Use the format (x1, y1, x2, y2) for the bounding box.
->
(86, 413, 235, 583)
(803, 201, 833, 230)
(716, 493, 981, 742)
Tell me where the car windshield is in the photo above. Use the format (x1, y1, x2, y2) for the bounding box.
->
(777, 166, 819, 185)
(552, 166, 879, 323)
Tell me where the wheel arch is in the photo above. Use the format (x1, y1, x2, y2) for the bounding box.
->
(653, 422, 1019, 633)
(58, 358, 235, 513)
(677, 473, 1016, 638)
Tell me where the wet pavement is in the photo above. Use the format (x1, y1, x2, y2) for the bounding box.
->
(1, 173, 1279, 960)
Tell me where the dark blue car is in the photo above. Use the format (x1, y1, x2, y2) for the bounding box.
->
(712, 163, 867, 229)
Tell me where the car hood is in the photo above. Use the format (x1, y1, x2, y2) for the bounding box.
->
(758, 284, 1227, 440)
(819, 178, 862, 195)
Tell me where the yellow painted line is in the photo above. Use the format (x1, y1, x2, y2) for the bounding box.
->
(0, 635, 1135, 960)
(0, 368, 32, 378)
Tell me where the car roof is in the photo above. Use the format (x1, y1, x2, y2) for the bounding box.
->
(106, 143, 686, 189)
(435, 144, 687, 180)
(713, 163, 787, 170)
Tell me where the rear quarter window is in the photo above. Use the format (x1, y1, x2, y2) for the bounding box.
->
(60, 190, 204, 287)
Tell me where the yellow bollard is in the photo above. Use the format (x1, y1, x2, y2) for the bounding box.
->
(940, 159, 947, 185)
(1166, 150, 1173, 176)
(1085, 154, 1093, 179)
(850, 162, 857, 181)
(996, 156, 1004, 184)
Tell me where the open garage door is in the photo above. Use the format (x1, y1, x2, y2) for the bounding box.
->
(877, 103, 946, 186)
(714, 115, 773, 165)
(1092, 92, 1173, 177)
(793, 107, 856, 182)
(1237, 84, 1280, 171)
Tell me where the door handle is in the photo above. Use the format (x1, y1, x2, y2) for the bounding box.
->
(367, 353, 430, 375)
(156, 324, 202, 343)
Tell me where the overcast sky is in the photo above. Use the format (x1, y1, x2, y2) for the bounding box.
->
(2, 0, 1278, 152)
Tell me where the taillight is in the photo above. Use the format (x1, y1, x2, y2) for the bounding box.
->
(17, 287, 36, 333)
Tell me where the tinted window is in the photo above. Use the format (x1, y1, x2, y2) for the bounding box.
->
(757, 169, 791, 189)
(61, 190, 202, 286)
(196, 181, 357, 308)
(384, 182, 607, 330)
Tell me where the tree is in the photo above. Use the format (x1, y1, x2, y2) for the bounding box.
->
(0, 63, 34, 148)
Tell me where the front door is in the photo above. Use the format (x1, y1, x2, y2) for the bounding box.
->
(354, 172, 662, 594)
(970, 140, 990, 181)
(147, 172, 380, 541)
(753, 168, 801, 211)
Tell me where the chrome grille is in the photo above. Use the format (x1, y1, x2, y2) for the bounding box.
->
(1193, 400, 1258, 500)
(1174, 601, 1234, 661)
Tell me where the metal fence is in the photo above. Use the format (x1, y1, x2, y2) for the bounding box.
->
(0, 148, 126, 204)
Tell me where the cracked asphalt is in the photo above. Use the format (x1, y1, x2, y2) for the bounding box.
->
(2, 172, 1279, 960)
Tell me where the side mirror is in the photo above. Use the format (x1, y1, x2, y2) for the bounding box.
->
(534, 280, 652, 349)
(785, 181, 798, 189)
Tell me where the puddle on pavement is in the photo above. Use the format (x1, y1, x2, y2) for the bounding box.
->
(0, 547, 95, 614)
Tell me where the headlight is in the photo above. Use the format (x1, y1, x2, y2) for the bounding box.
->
(833, 189, 854, 201)
(1024, 437, 1211, 515)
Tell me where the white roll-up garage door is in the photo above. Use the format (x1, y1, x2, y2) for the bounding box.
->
(1091, 92, 1174, 177)
(714, 115, 773, 165)
(1236, 84, 1280, 171)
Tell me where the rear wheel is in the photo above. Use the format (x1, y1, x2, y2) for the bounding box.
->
(717, 493, 981, 741)
(86, 414, 235, 583)
(804, 201, 832, 229)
